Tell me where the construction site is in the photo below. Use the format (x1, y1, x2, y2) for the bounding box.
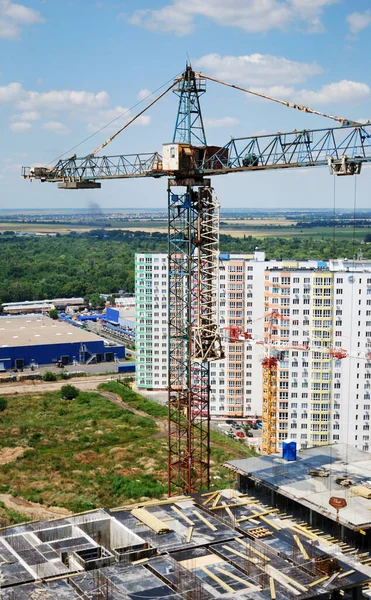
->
(16, 65, 371, 598)
(2, 485, 371, 599)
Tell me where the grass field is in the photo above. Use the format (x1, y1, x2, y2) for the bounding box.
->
(0, 219, 368, 240)
(0, 384, 256, 521)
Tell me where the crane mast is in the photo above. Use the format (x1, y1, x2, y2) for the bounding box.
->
(168, 68, 223, 494)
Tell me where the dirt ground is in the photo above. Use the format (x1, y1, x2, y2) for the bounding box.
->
(0, 447, 32, 465)
(0, 494, 72, 521)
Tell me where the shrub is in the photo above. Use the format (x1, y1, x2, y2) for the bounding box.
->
(110, 474, 166, 500)
(42, 371, 57, 382)
(48, 309, 59, 320)
(60, 384, 79, 400)
(0, 397, 7, 412)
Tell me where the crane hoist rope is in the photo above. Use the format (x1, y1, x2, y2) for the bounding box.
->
(196, 72, 362, 127)
(91, 77, 182, 156)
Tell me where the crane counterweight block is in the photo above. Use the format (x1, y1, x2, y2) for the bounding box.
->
(58, 181, 101, 189)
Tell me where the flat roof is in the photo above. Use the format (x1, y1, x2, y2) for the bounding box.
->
(225, 443, 371, 530)
(0, 315, 107, 348)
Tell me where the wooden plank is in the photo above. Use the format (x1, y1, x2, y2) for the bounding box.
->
(222, 545, 260, 565)
(265, 566, 302, 596)
(266, 565, 308, 593)
(338, 570, 356, 579)
(209, 500, 258, 510)
(212, 493, 221, 509)
(203, 491, 218, 506)
(260, 515, 281, 530)
(171, 505, 194, 526)
(131, 557, 149, 565)
(193, 510, 217, 532)
(200, 566, 235, 593)
(186, 526, 194, 543)
(308, 575, 329, 588)
(269, 577, 276, 600)
(293, 534, 310, 560)
(222, 501, 235, 523)
(214, 566, 260, 590)
(250, 509, 279, 519)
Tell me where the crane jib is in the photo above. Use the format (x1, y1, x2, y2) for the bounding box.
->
(22, 124, 371, 186)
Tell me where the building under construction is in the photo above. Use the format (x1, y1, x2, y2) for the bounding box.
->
(226, 443, 371, 551)
(1, 485, 371, 599)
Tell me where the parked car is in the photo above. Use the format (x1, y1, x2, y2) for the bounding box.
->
(247, 431, 254, 438)
(225, 419, 236, 425)
(236, 431, 245, 438)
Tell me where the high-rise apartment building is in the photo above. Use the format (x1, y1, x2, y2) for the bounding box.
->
(135, 252, 371, 452)
(135, 253, 168, 390)
(135, 250, 266, 415)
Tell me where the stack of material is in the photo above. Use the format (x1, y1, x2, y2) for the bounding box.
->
(131, 508, 172, 535)
(350, 485, 371, 499)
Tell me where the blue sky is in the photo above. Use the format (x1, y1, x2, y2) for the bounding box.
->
(1, 0, 371, 210)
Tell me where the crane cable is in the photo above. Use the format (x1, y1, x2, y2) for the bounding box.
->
(43, 69, 184, 167)
(91, 77, 182, 156)
(197, 72, 361, 127)
(345, 176, 358, 472)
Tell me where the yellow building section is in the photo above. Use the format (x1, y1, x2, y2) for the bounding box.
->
(262, 357, 278, 454)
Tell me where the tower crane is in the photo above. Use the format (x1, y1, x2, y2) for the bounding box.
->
(22, 65, 371, 495)
(229, 312, 371, 455)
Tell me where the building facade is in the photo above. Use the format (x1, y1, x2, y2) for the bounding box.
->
(264, 259, 371, 453)
(134, 250, 266, 416)
(135, 253, 168, 390)
(135, 252, 371, 453)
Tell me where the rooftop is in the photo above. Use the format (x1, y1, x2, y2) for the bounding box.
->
(0, 315, 107, 348)
(225, 443, 371, 531)
(0, 489, 370, 599)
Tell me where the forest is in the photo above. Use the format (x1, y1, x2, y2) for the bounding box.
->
(0, 228, 370, 305)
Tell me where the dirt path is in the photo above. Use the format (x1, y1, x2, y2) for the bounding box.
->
(99, 392, 167, 434)
(0, 494, 72, 522)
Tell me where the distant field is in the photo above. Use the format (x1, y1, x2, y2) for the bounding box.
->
(0, 219, 368, 241)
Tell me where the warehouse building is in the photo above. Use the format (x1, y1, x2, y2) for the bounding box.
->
(0, 315, 125, 369)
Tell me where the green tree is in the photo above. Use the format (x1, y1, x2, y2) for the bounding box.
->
(61, 384, 79, 400)
(49, 308, 59, 320)
(42, 371, 57, 382)
(0, 397, 8, 412)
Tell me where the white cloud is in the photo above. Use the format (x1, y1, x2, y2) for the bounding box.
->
(18, 110, 39, 121)
(86, 105, 151, 132)
(194, 53, 322, 86)
(17, 89, 110, 112)
(295, 80, 371, 105)
(42, 121, 68, 134)
(137, 88, 152, 101)
(249, 81, 370, 106)
(0, 81, 23, 103)
(9, 121, 32, 132)
(0, 0, 43, 39)
(204, 116, 239, 128)
(129, 0, 337, 36)
(346, 10, 371, 35)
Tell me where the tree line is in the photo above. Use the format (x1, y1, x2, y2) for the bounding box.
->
(0, 228, 370, 305)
